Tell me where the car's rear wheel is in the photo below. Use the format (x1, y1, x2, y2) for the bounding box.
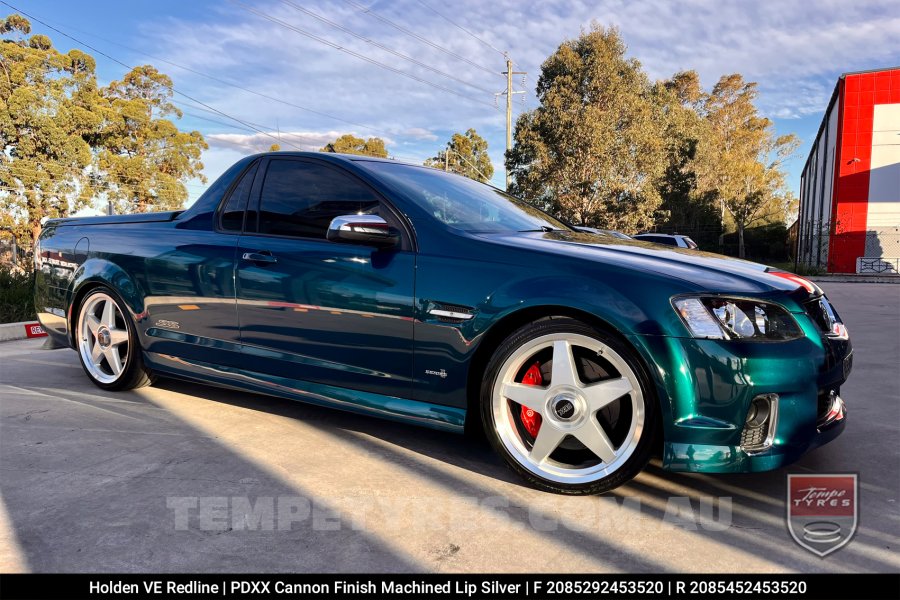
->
(76, 288, 153, 390)
(481, 317, 657, 494)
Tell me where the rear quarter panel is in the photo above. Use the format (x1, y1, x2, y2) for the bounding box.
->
(35, 217, 240, 363)
(34, 224, 84, 346)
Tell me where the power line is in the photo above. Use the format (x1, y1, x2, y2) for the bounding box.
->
(39, 20, 395, 138)
(376, 152, 496, 184)
(279, 0, 496, 95)
(388, 155, 426, 163)
(415, 0, 507, 58)
(342, 0, 499, 77)
(171, 100, 284, 134)
(174, 102, 338, 147)
(0, 1, 307, 154)
(443, 149, 493, 182)
(178, 110, 259, 134)
(231, 0, 497, 109)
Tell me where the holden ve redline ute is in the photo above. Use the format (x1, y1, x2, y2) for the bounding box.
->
(35, 152, 852, 494)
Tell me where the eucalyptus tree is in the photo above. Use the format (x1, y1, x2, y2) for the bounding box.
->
(424, 128, 493, 183)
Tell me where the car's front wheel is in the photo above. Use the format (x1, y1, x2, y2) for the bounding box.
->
(481, 317, 657, 494)
(76, 288, 154, 390)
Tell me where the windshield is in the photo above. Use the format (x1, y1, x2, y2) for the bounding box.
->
(357, 161, 570, 234)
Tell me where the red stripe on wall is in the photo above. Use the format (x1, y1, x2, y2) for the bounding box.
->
(828, 68, 900, 273)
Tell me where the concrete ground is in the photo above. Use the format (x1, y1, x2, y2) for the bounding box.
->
(0, 283, 897, 573)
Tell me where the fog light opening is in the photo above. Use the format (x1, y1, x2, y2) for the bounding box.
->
(745, 397, 770, 428)
(741, 394, 778, 453)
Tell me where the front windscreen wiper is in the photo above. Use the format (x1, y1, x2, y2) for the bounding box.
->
(518, 225, 561, 233)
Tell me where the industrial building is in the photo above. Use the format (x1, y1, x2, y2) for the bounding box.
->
(796, 67, 900, 274)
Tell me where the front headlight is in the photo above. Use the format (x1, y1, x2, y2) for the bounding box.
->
(672, 296, 803, 341)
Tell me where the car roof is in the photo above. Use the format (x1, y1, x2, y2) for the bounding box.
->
(245, 151, 422, 167)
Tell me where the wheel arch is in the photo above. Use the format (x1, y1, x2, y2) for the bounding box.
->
(67, 259, 146, 347)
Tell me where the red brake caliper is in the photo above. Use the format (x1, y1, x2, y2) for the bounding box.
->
(519, 362, 543, 437)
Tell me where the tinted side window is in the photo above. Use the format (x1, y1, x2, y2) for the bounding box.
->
(257, 160, 380, 239)
(220, 163, 257, 232)
(644, 236, 676, 246)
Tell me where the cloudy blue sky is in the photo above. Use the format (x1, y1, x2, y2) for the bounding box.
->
(12, 0, 900, 205)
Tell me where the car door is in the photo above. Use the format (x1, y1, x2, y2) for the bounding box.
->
(235, 157, 415, 399)
(140, 160, 259, 369)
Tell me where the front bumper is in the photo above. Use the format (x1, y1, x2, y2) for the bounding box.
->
(663, 393, 846, 473)
(629, 311, 852, 474)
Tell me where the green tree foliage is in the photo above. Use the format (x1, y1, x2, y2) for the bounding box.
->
(424, 128, 494, 183)
(506, 25, 667, 232)
(321, 134, 387, 157)
(692, 74, 799, 257)
(96, 65, 207, 214)
(0, 264, 34, 322)
(1, 14, 209, 249)
(653, 71, 721, 242)
(0, 14, 100, 247)
(507, 26, 798, 255)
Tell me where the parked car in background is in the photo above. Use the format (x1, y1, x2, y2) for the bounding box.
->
(633, 233, 699, 249)
(575, 227, 632, 240)
(35, 152, 851, 494)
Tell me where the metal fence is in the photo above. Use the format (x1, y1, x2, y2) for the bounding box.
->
(0, 231, 27, 274)
(795, 221, 900, 274)
(859, 227, 900, 274)
(795, 220, 831, 272)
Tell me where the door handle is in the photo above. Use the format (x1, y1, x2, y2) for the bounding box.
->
(242, 251, 277, 265)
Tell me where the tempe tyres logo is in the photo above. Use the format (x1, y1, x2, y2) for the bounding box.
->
(787, 474, 858, 557)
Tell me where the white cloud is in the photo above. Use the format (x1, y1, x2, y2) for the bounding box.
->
(119, 0, 899, 188)
(403, 127, 439, 141)
(206, 130, 396, 153)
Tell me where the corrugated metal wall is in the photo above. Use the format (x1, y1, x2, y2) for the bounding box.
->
(796, 68, 900, 274)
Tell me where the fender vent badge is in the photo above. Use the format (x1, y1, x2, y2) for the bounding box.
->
(427, 302, 475, 322)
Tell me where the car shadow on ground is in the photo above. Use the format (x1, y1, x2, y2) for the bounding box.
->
(0, 371, 421, 572)
(1, 340, 895, 572)
(151, 376, 897, 573)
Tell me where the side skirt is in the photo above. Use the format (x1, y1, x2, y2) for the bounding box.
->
(143, 351, 466, 433)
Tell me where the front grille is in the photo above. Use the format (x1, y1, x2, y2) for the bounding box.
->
(843, 353, 853, 379)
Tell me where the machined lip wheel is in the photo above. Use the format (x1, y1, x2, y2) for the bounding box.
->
(491, 333, 645, 485)
(78, 292, 130, 384)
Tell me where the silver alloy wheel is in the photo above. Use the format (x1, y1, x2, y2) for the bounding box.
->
(491, 333, 645, 484)
(78, 292, 130, 384)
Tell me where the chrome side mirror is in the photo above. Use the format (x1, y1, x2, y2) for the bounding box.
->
(326, 214, 400, 248)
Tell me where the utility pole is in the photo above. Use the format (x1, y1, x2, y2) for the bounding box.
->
(444, 149, 449, 172)
(500, 55, 526, 191)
